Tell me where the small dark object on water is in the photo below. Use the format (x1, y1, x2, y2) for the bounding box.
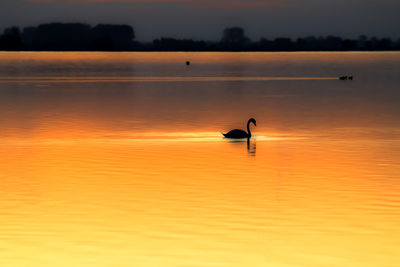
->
(339, 75, 354, 81)
(186, 61, 190, 66)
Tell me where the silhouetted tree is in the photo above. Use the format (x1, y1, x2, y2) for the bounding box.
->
(376, 38, 392, 50)
(22, 27, 37, 49)
(0, 27, 23, 50)
(17, 23, 136, 51)
(357, 35, 368, 50)
(273, 38, 293, 51)
(258, 38, 272, 50)
(29, 23, 92, 50)
(303, 36, 320, 50)
(90, 24, 135, 51)
(342, 39, 357, 50)
(220, 27, 250, 50)
(324, 36, 343, 50)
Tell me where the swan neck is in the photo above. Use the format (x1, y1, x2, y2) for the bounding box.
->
(247, 121, 252, 137)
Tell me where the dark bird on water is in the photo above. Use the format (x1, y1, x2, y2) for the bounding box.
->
(186, 61, 190, 66)
(223, 118, 256, 139)
(339, 75, 354, 80)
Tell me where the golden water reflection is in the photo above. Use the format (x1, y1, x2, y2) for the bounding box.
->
(1, 130, 399, 266)
(0, 52, 400, 266)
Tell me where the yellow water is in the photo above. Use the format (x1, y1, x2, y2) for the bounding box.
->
(0, 52, 399, 266)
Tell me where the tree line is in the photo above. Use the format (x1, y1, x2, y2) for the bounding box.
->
(0, 23, 399, 51)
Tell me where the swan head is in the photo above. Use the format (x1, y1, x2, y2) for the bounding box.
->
(248, 118, 256, 127)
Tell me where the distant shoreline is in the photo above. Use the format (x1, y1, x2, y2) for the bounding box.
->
(1, 23, 399, 52)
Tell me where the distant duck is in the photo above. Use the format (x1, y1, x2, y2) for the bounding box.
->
(186, 61, 190, 66)
(223, 118, 256, 139)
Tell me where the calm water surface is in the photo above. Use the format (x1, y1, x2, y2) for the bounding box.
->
(0, 52, 399, 266)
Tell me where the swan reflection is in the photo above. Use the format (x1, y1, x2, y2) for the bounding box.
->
(247, 138, 256, 156)
(225, 137, 256, 156)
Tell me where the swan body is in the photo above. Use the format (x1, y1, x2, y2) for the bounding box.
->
(223, 118, 256, 139)
(223, 129, 249, 138)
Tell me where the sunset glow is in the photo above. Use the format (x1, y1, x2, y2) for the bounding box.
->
(0, 0, 400, 262)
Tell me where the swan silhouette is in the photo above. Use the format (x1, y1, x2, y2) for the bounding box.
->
(223, 118, 256, 139)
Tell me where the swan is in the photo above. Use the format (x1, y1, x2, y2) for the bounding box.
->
(223, 118, 256, 139)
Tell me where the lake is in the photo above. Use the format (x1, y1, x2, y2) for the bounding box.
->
(0, 52, 399, 266)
